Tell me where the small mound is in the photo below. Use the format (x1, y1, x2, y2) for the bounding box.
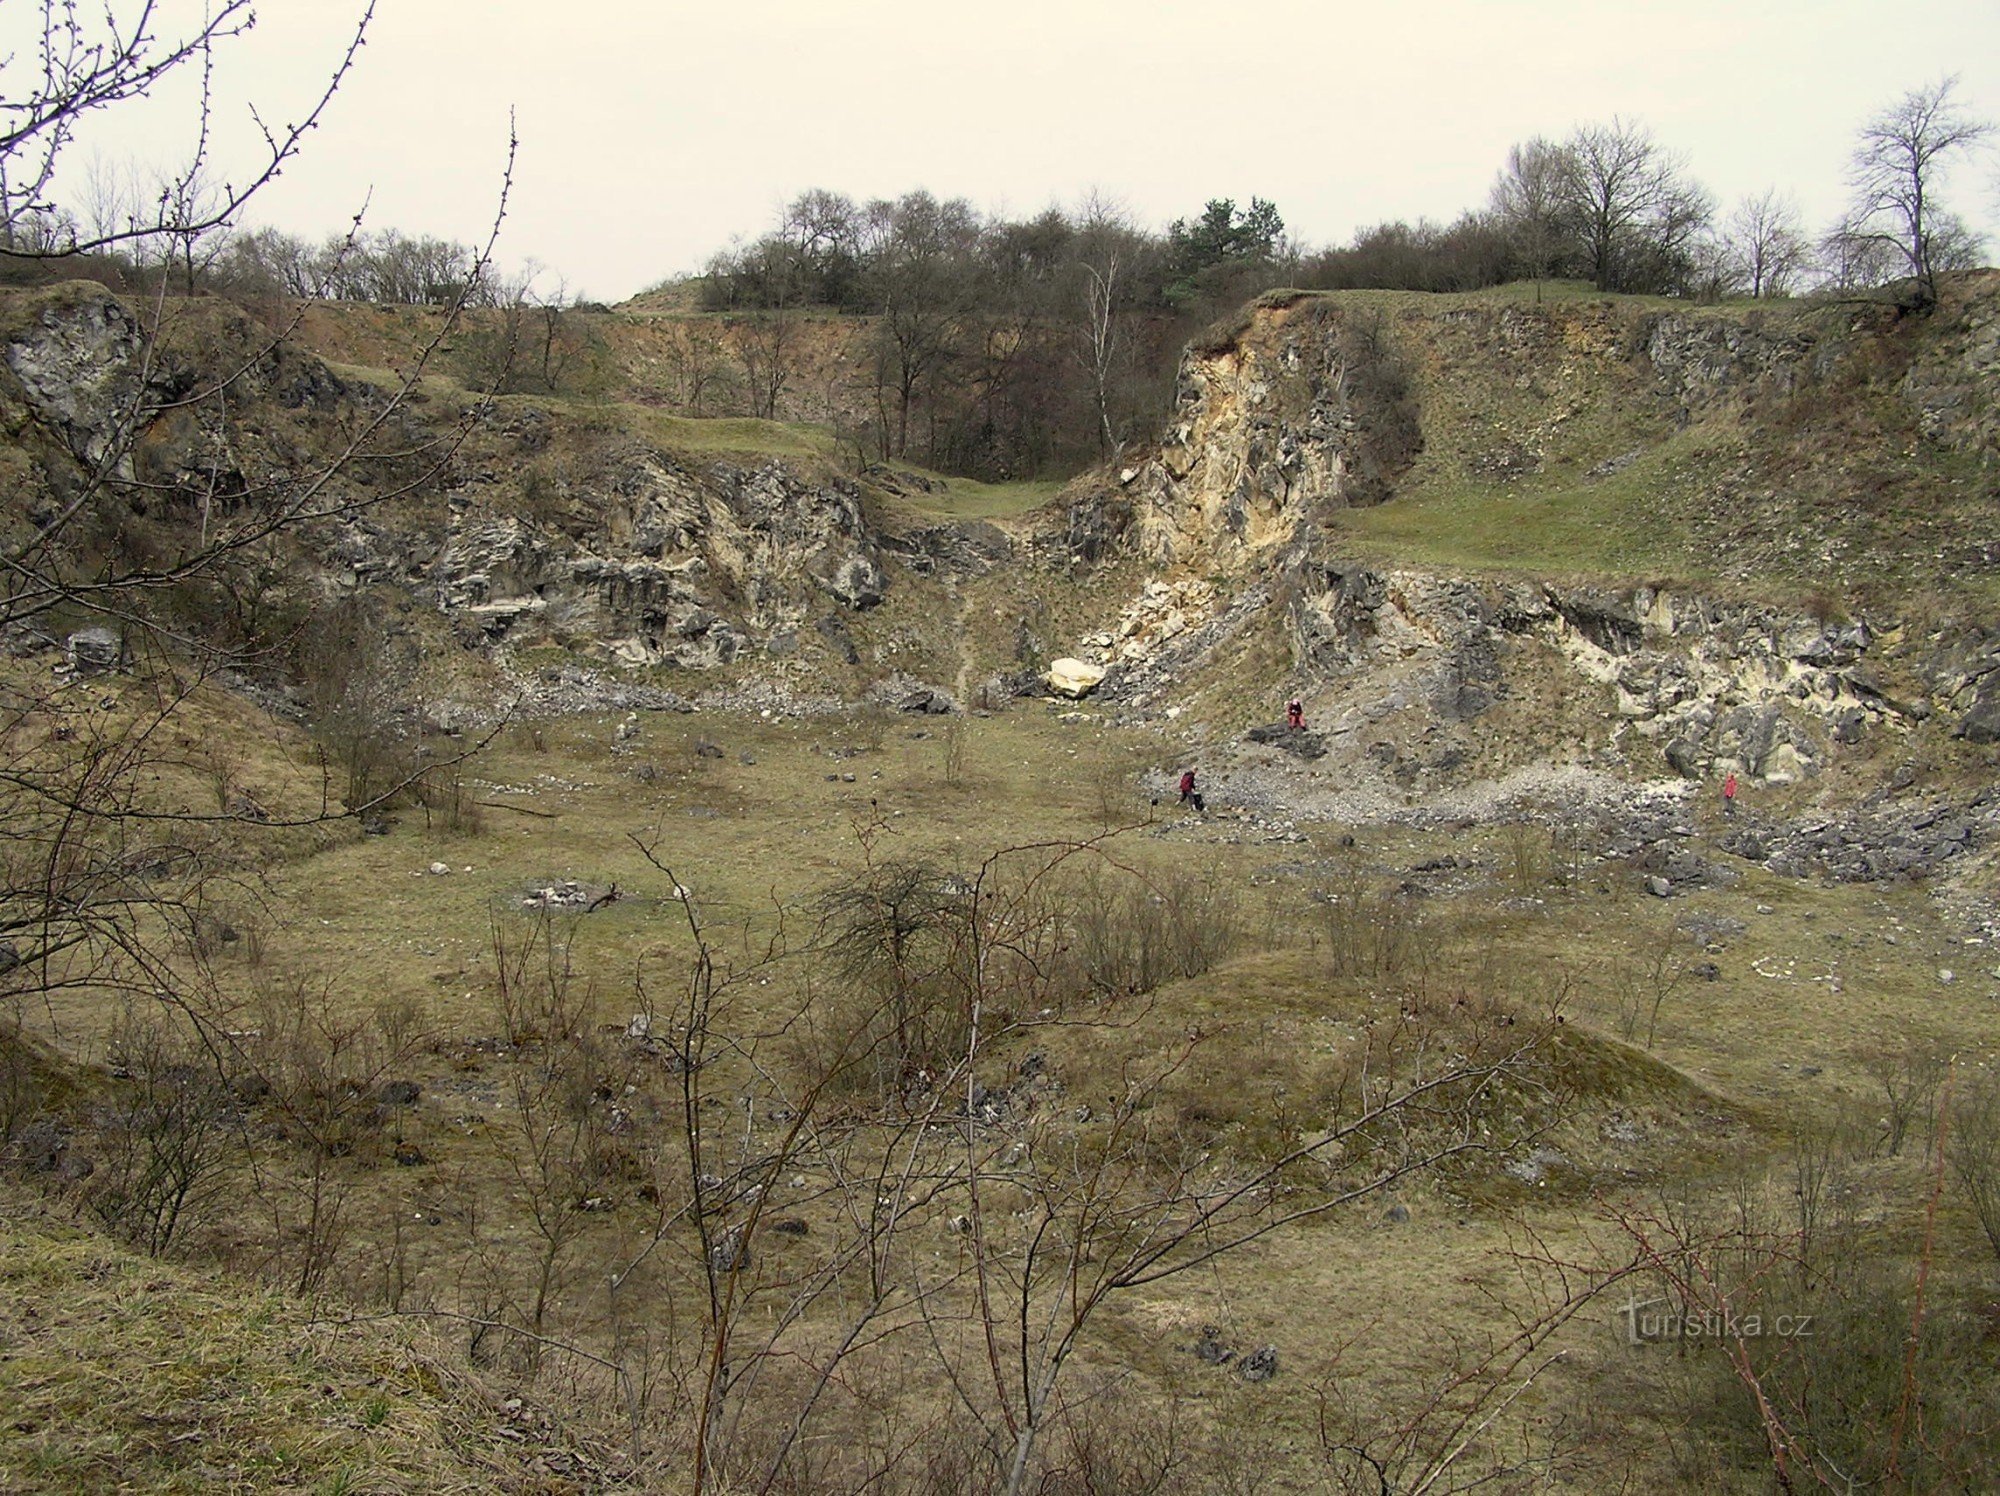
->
(0, 1195, 605, 1494)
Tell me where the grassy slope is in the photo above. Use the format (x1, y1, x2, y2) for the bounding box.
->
(0, 1188, 594, 1495)
(1320, 283, 1999, 612)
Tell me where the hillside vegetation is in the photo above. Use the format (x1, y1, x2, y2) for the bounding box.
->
(4, 266, 2000, 1494)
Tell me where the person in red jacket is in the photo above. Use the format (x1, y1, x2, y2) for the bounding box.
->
(1723, 770, 1738, 816)
(1178, 769, 1196, 805)
(1286, 699, 1304, 731)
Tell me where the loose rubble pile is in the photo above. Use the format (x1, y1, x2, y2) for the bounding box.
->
(519, 879, 618, 912)
(1184, 1326, 1282, 1382)
(501, 663, 696, 718)
(1716, 792, 1992, 886)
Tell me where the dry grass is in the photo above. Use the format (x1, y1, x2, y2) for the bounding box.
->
(0, 1185, 596, 1494)
(9, 680, 2000, 1490)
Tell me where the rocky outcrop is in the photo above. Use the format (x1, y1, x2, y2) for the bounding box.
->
(1931, 626, 2000, 744)
(1640, 311, 1814, 410)
(1902, 269, 2000, 459)
(1285, 565, 1928, 783)
(419, 455, 887, 666)
(64, 627, 124, 674)
(1031, 281, 2000, 820)
(3, 287, 149, 469)
(881, 520, 1012, 576)
(1066, 546, 1992, 805)
(1057, 298, 1419, 572)
(0, 284, 912, 677)
(1724, 792, 1991, 884)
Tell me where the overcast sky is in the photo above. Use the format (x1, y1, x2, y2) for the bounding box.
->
(32, 0, 2000, 301)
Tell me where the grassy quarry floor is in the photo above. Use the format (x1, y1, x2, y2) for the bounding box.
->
(7, 693, 1999, 1493)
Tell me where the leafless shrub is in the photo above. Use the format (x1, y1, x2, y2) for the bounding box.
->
(1085, 759, 1134, 832)
(1786, 1115, 1861, 1289)
(487, 914, 641, 1345)
(1315, 1241, 1606, 1495)
(813, 859, 977, 1098)
(1602, 1146, 2000, 1492)
(1500, 820, 1547, 896)
(1858, 1031, 1947, 1156)
(1947, 1065, 2000, 1266)
(1501, 820, 1591, 896)
(920, 971, 1562, 1494)
(1042, 1381, 1193, 1494)
(1318, 861, 1424, 980)
(292, 594, 423, 813)
(940, 716, 967, 785)
(661, 320, 733, 415)
(237, 974, 420, 1292)
(849, 707, 891, 754)
(199, 739, 243, 814)
(1609, 917, 1690, 1049)
(0, 1010, 51, 1147)
(85, 1008, 233, 1256)
(413, 760, 486, 836)
(1058, 858, 1244, 998)
(239, 917, 270, 971)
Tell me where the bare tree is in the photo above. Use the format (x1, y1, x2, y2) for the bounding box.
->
(609, 835, 967, 1493)
(1069, 195, 1145, 458)
(0, 2, 374, 263)
(1724, 188, 1812, 298)
(1490, 137, 1571, 298)
(1817, 210, 1901, 294)
(1558, 118, 1713, 294)
(660, 319, 731, 415)
(1839, 76, 1994, 307)
(861, 191, 980, 459)
(218, 224, 337, 298)
(781, 187, 863, 305)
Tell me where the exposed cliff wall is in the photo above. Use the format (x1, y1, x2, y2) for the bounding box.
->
(10, 273, 2000, 792)
(0, 284, 927, 681)
(1053, 273, 2000, 585)
(1072, 296, 1422, 569)
(1042, 277, 2000, 810)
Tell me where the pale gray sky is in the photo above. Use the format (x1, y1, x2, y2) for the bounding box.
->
(32, 0, 2000, 300)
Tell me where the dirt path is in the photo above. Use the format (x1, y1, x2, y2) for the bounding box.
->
(951, 588, 976, 703)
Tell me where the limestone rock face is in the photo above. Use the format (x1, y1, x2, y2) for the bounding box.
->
(1046, 658, 1107, 698)
(65, 627, 123, 674)
(0, 285, 906, 676)
(1902, 269, 2000, 459)
(1641, 312, 1812, 409)
(1958, 683, 2000, 744)
(809, 549, 887, 609)
(1079, 301, 1410, 572)
(1267, 565, 1926, 788)
(4, 288, 147, 467)
(412, 450, 886, 666)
